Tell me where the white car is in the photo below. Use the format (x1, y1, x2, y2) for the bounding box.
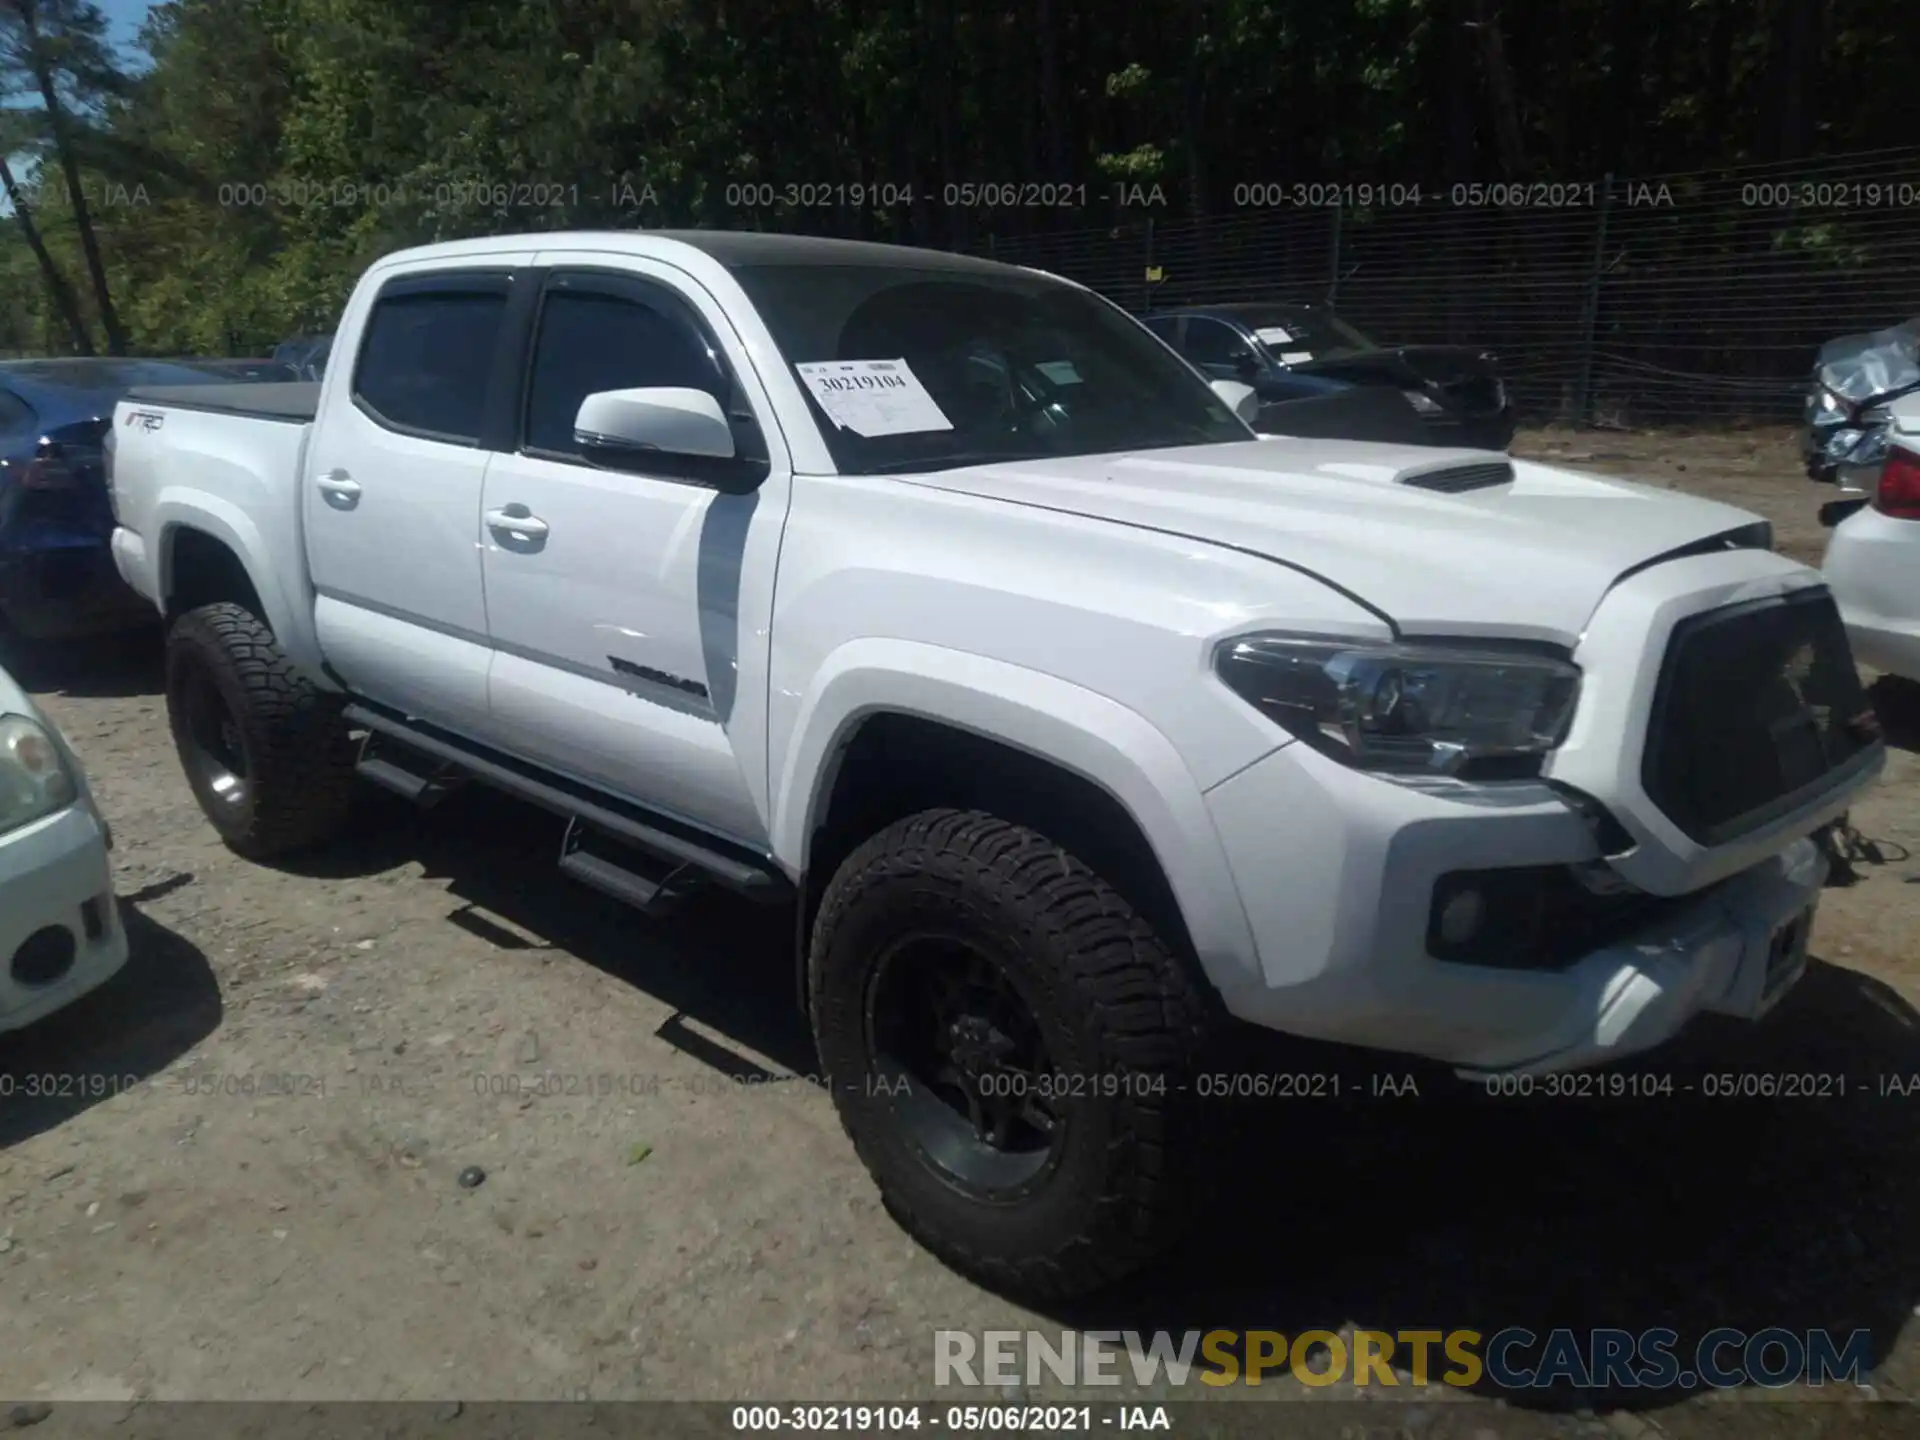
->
(106, 230, 1884, 1298)
(0, 665, 127, 1032)
(1822, 391, 1920, 682)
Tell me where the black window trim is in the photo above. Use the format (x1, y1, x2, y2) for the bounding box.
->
(510, 265, 770, 488)
(350, 269, 519, 448)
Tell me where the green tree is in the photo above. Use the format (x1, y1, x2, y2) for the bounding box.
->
(1, 0, 129, 350)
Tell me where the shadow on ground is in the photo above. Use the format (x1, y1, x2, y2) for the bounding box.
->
(1040, 959, 1920, 1417)
(2, 625, 164, 700)
(280, 784, 814, 1078)
(273, 781, 1920, 1419)
(0, 902, 221, 1148)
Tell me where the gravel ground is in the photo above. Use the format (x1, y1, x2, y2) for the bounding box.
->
(2, 424, 1918, 1438)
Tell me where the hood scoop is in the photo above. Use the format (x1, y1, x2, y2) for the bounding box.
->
(1399, 459, 1514, 494)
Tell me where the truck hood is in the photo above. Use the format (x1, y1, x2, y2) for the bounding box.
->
(896, 439, 1768, 646)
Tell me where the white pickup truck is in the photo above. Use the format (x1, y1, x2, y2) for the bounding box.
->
(107, 230, 1883, 1298)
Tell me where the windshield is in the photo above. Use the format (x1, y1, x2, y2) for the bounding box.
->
(730, 263, 1250, 474)
(1236, 307, 1376, 357)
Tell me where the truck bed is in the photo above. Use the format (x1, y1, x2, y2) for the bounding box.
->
(124, 381, 320, 423)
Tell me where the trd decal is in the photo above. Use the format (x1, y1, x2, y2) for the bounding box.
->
(124, 410, 165, 431)
(608, 656, 709, 700)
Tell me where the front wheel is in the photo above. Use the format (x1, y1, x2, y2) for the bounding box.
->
(165, 602, 355, 860)
(809, 808, 1213, 1300)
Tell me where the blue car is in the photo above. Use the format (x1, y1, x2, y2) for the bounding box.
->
(0, 358, 293, 643)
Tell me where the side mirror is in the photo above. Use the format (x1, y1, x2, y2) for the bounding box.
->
(1210, 379, 1261, 426)
(572, 386, 769, 494)
(575, 387, 737, 460)
(1232, 349, 1262, 377)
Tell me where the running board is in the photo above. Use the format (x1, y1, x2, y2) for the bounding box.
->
(354, 732, 464, 808)
(559, 818, 689, 915)
(341, 702, 790, 903)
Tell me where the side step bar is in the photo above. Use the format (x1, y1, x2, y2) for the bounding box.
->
(355, 731, 464, 807)
(341, 703, 790, 905)
(558, 818, 691, 915)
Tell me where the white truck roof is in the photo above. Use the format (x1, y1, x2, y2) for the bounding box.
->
(375, 228, 1018, 277)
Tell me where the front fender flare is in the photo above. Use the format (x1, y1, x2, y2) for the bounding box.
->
(770, 638, 1262, 991)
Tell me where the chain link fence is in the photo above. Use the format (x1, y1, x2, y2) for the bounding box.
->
(974, 147, 1920, 427)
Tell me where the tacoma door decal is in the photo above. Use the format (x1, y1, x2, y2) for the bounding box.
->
(606, 655, 710, 702)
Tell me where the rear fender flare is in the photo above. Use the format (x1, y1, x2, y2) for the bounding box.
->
(155, 494, 331, 686)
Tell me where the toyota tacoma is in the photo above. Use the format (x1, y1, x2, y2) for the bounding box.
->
(106, 231, 1884, 1299)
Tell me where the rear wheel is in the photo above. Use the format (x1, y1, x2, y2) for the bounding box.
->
(809, 807, 1212, 1300)
(165, 602, 355, 859)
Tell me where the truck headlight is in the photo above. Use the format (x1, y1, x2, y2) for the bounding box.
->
(0, 714, 79, 835)
(1215, 634, 1581, 777)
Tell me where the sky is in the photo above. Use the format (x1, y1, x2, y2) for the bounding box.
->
(1, 0, 154, 202)
(97, 0, 156, 63)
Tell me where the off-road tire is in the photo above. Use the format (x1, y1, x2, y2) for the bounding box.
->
(809, 807, 1213, 1300)
(165, 601, 355, 860)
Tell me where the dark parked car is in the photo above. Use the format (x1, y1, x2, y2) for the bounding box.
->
(0, 357, 294, 643)
(1142, 302, 1515, 450)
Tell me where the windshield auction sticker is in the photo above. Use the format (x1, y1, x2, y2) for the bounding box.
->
(795, 358, 954, 437)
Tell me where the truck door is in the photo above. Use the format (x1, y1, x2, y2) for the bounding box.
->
(476, 263, 791, 848)
(303, 260, 533, 734)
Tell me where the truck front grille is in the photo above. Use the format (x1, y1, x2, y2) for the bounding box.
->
(1642, 588, 1881, 846)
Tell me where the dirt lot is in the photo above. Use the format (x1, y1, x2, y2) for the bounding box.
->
(3, 424, 1919, 1436)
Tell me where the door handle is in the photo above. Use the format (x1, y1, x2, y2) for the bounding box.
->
(315, 470, 361, 501)
(486, 506, 549, 541)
